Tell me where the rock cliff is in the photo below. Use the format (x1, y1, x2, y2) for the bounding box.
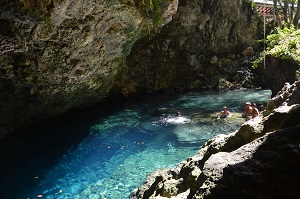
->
(0, 0, 149, 138)
(119, 0, 260, 94)
(0, 0, 259, 138)
(129, 80, 300, 199)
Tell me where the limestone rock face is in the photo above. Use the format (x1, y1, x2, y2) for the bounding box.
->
(0, 0, 259, 138)
(264, 80, 300, 115)
(130, 80, 300, 199)
(121, 0, 259, 93)
(260, 55, 299, 97)
(0, 0, 148, 138)
(198, 125, 300, 199)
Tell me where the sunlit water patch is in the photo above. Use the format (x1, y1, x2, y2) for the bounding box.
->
(0, 90, 271, 199)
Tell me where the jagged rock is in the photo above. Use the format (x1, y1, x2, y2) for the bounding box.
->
(160, 178, 183, 197)
(0, 0, 147, 138)
(130, 82, 300, 199)
(260, 56, 299, 97)
(195, 125, 300, 199)
(264, 80, 300, 116)
(122, 0, 260, 93)
(217, 78, 234, 90)
(282, 104, 300, 128)
(262, 105, 299, 133)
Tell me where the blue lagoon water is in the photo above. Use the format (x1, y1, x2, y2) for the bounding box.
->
(0, 90, 271, 199)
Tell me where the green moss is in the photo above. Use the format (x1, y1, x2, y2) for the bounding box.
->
(141, 0, 166, 26)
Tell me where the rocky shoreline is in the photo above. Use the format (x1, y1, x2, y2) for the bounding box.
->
(130, 80, 300, 199)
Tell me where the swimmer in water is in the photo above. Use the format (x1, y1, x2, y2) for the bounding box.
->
(217, 106, 231, 119)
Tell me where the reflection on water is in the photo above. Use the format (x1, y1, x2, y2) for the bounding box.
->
(0, 90, 271, 199)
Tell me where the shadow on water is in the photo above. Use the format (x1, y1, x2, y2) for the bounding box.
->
(0, 91, 183, 199)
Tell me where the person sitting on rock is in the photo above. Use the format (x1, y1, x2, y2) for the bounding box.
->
(217, 106, 231, 119)
(252, 103, 260, 119)
(276, 82, 291, 95)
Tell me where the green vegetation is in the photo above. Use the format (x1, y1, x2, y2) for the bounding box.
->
(266, 26, 300, 62)
(141, 0, 165, 26)
(253, 26, 300, 68)
(252, 55, 264, 69)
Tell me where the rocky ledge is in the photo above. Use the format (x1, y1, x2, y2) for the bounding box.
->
(130, 80, 300, 199)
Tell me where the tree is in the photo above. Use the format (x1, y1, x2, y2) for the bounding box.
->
(273, 0, 281, 27)
(282, 0, 289, 24)
(293, 0, 300, 27)
(272, 0, 299, 28)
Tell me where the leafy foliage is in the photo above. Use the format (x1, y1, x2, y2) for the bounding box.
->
(252, 55, 264, 69)
(252, 26, 300, 68)
(266, 26, 300, 63)
(141, 0, 164, 26)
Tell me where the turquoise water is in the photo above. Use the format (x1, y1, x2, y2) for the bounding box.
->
(0, 90, 271, 199)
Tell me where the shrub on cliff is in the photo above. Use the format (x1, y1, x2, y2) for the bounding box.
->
(252, 26, 300, 96)
(253, 26, 300, 74)
(138, 0, 167, 26)
(266, 26, 300, 64)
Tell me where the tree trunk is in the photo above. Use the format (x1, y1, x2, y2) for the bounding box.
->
(283, 1, 289, 25)
(290, 2, 294, 24)
(293, 0, 300, 28)
(273, 0, 281, 27)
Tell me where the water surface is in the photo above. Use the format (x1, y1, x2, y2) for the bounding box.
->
(0, 90, 271, 199)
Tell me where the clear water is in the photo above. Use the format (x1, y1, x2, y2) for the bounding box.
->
(0, 90, 271, 199)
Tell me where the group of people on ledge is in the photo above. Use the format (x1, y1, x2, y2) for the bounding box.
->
(243, 102, 260, 120)
(216, 82, 291, 121)
(217, 102, 260, 121)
